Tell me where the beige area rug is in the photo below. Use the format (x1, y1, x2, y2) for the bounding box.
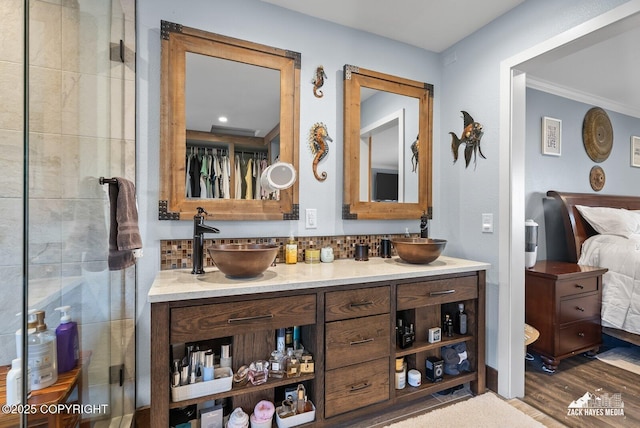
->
(596, 346, 640, 375)
(384, 392, 545, 428)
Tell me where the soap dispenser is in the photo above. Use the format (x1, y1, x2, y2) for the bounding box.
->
(55, 306, 79, 373)
(29, 310, 58, 390)
(15, 310, 37, 359)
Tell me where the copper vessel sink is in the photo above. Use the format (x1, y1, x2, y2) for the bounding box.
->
(207, 243, 279, 278)
(391, 238, 447, 264)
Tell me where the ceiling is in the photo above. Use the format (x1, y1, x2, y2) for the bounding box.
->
(262, 0, 640, 118)
(260, 0, 525, 53)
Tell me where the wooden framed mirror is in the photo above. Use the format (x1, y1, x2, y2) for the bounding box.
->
(342, 65, 433, 220)
(160, 21, 300, 220)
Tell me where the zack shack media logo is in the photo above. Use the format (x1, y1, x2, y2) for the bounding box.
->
(567, 391, 624, 417)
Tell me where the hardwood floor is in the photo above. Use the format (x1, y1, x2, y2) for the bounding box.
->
(523, 335, 640, 427)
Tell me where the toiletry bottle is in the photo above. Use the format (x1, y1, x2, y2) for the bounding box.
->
(276, 328, 286, 353)
(5, 358, 27, 406)
(285, 327, 294, 348)
(54, 306, 79, 373)
(404, 227, 411, 238)
(285, 348, 300, 378)
(293, 326, 300, 350)
(203, 352, 214, 381)
(15, 310, 37, 359)
(220, 344, 232, 369)
(29, 310, 58, 390)
(285, 235, 297, 264)
(444, 313, 454, 337)
(269, 350, 284, 378)
(456, 303, 468, 335)
(395, 357, 406, 389)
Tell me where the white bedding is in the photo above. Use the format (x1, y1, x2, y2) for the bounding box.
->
(578, 234, 640, 335)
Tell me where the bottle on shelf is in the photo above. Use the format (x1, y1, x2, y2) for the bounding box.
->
(284, 348, 301, 378)
(395, 357, 406, 390)
(444, 313, 454, 337)
(285, 327, 294, 349)
(54, 306, 79, 373)
(276, 328, 285, 353)
(455, 303, 468, 335)
(29, 310, 58, 390)
(269, 350, 284, 378)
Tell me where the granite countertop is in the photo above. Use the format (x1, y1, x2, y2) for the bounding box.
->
(148, 256, 490, 303)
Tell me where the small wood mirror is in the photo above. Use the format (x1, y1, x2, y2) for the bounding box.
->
(343, 65, 433, 219)
(160, 21, 300, 220)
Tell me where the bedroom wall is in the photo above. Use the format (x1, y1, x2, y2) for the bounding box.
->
(525, 88, 640, 260)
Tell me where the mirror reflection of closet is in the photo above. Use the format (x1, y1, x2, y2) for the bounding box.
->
(160, 21, 300, 220)
(343, 65, 433, 220)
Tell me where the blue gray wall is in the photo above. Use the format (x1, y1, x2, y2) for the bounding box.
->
(525, 88, 640, 260)
(136, 0, 632, 405)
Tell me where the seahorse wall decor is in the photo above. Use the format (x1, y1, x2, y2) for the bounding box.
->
(312, 66, 327, 98)
(308, 122, 332, 181)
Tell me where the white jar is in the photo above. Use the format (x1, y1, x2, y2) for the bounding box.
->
(320, 247, 334, 263)
(408, 369, 422, 387)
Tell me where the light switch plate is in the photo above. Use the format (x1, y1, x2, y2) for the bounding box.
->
(482, 213, 493, 233)
(305, 208, 317, 229)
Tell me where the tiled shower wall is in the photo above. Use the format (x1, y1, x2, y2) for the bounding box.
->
(0, 0, 136, 421)
(160, 234, 412, 269)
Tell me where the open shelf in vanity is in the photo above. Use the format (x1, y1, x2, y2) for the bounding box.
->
(150, 258, 487, 427)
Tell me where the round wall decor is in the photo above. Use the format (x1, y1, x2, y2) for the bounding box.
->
(589, 165, 606, 191)
(582, 107, 613, 162)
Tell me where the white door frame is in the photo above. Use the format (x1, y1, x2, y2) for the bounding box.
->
(498, 0, 640, 398)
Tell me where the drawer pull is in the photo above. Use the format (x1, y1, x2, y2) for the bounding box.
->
(349, 301, 374, 308)
(227, 314, 274, 323)
(578, 332, 585, 337)
(575, 284, 584, 289)
(576, 306, 585, 312)
(349, 382, 371, 392)
(350, 338, 374, 346)
(429, 289, 455, 296)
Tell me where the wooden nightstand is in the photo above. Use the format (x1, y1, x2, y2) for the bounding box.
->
(525, 261, 607, 373)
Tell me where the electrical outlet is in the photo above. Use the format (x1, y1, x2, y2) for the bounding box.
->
(482, 213, 493, 233)
(305, 208, 317, 229)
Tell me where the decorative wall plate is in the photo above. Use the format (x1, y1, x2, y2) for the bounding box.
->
(582, 107, 613, 162)
(589, 165, 605, 191)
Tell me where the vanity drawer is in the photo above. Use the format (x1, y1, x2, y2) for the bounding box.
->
(559, 294, 600, 324)
(557, 319, 601, 355)
(170, 295, 316, 343)
(325, 286, 390, 321)
(397, 276, 477, 310)
(556, 276, 599, 299)
(324, 357, 389, 418)
(325, 314, 390, 370)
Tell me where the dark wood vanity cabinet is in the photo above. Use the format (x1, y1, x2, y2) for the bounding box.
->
(150, 270, 486, 426)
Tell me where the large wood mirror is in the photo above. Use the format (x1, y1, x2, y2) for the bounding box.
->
(343, 65, 433, 220)
(160, 21, 300, 220)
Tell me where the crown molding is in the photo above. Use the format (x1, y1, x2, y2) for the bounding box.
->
(527, 76, 640, 119)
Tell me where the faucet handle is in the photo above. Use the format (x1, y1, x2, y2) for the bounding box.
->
(196, 207, 208, 216)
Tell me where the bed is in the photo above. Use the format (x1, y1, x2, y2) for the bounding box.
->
(546, 190, 640, 345)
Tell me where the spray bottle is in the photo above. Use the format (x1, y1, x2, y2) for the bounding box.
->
(55, 306, 79, 373)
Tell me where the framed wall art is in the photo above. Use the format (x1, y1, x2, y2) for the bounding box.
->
(542, 116, 562, 156)
(632, 136, 640, 168)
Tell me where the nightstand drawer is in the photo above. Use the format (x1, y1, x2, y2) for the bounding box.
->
(556, 276, 599, 299)
(325, 357, 389, 418)
(325, 314, 390, 370)
(325, 286, 390, 321)
(560, 295, 600, 324)
(558, 320, 601, 355)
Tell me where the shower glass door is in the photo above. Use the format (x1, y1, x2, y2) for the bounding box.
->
(0, 1, 136, 426)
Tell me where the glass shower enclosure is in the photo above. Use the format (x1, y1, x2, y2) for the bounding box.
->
(0, 0, 136, 426)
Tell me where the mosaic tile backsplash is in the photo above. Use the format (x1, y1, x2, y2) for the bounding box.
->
(160, 234, 414, 270)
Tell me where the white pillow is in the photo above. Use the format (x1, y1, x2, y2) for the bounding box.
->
(575, 205, 640, 238)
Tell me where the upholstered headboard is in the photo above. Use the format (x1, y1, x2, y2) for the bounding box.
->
(546, 190, 640, 263)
